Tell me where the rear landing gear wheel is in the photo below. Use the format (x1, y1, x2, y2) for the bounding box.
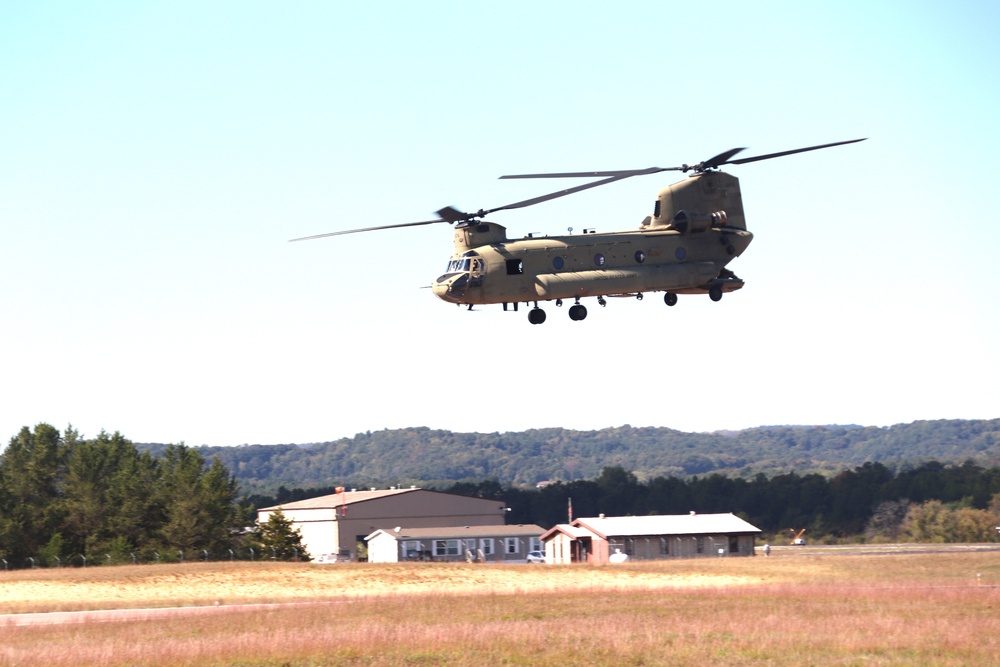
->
(569, 304, 588, 321)
(664, 292, 678, 307)
(709, 286, 723, 302)
(528, 307, 547, 325)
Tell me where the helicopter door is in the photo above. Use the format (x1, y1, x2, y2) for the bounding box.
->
(468, 258, 485, 288)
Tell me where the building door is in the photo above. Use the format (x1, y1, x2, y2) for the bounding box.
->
(574, 537, 592, 563)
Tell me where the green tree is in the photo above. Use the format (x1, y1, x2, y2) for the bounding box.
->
(902, 500, 1000, 543)
(257, 508, 309, 560)
(0, 424, 67, 562)
(156, 444, 243, 556)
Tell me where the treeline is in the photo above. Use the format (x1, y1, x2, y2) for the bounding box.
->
(251, 462, 1000, 542)
(479, 463, 1000, 540)
(0, 424, 252, 567)
(147, 420, 1000, 493)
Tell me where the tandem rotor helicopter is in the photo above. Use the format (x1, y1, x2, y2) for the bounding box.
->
(292, 139, 865, 324)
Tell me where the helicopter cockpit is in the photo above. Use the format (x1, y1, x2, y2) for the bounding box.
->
(432, 251, 485, 303)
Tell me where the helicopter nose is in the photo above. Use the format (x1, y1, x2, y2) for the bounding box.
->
(431, 273, 468, 303)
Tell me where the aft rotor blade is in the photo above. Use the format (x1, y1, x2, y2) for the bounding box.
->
(289, 218, 448, 241)
(500, 166, 671, 179)
(726, 138, 867, 166)
(700, 147, 747, 170)
(486, 172, 643, 214)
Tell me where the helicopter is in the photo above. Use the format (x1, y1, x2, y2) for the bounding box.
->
(292, 139, 865, 324)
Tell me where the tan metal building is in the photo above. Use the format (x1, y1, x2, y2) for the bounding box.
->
(258, 488, 506, 561)
(366, 524, 545, 563)
(541, 512, 761, 564)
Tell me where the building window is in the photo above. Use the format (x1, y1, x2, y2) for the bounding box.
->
(624, 539, 635, 556)
(660, 538, 670, 555)
(529, 537, 542, 552)
(480, 539, 494, 555)
(434, 540, 460, 557)
(696, 537, 705, 554)
(504, 537, 520, 554)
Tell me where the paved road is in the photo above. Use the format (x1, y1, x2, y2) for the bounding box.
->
(0, 600, 336, 627)
(760, 543, 1000, 556)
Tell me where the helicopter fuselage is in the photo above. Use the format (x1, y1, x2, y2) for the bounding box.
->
(432, 225, 752, 306)
(431, 171, 753, 315)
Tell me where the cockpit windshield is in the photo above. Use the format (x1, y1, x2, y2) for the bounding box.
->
(445, 252, 483, 275)
(446, 257, 473, 273)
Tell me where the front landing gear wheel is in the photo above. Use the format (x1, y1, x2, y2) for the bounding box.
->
(569, 304, 588, 321)
(664, 292, 678, 307)
(528, 307, 547, 325)
(709, 286, 723, 302)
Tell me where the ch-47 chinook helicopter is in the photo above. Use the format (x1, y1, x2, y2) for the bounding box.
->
(292, 139, 865, 324)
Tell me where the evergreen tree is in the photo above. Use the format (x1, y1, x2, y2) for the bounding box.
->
(0, 424, 66, 562)
(157, 444, 243, 556)
(257, 507, 309, 560)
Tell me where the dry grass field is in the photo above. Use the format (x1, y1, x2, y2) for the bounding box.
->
(2, 551, 999, 666)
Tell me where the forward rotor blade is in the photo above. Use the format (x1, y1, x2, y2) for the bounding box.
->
(726, 138, 867, 166)
(288, 218, 448, 242)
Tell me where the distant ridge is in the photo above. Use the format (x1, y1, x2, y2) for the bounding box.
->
(138, 419, 1000, 494)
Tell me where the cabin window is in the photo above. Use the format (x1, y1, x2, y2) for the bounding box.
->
(434, 540, 460, 557)
(634, 250, 646, 264)
(654, 200, 661, 218)
(552, 256, 564, 270)
(506, 259, 523, 275)
(593, 253, 606, 267)
(402, 540, 423, 560)
(675, 247, 687, 261)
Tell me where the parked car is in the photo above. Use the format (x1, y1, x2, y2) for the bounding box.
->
(315, 552, 352, 563)
(526, 550, 544, 563)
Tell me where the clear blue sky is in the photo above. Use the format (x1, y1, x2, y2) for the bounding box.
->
(3, 1, 998, 447)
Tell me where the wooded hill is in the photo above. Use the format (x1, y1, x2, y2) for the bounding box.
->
(141, 419, 1000, 494)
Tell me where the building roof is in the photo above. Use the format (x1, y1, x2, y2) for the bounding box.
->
(367, 524, 545, 542)
(574, 513, 761, 538)
(259, 487, 422, 511)
(539, 523, 600, 541)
